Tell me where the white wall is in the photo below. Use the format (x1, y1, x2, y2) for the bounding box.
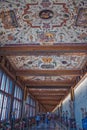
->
(53, 76, 87, 129)
(62, 94, 71, 119)
(75, 77, 87, 129)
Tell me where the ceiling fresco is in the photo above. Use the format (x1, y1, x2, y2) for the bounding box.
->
(29, 88, 67, 91)
(21, 75, 74, 81)
(7, 53, 86, 70)
(0, 0, 87, 46)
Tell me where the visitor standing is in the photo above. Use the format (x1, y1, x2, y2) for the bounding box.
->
(35, 114, 40, 126)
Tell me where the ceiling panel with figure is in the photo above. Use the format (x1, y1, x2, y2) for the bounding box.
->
(0, 0, 87, 46)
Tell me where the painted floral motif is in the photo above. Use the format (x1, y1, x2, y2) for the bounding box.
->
(21, 75, 74, 81)
(0, 0, 87, 46)
(7, 53, 86, 70)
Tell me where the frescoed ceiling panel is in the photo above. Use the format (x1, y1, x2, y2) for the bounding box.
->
(29, 88, 68, 92)
(7, 53, 86, 70)
(21, 75, 74, 81)
(0, 0, 87, 46)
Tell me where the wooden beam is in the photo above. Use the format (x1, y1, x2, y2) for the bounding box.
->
(44, 105, 57, 108)
(44, 105, 56, 107)
(29, 89, 67, 93)
(32, 93, 65, 96)
(43, 104, 56, 106)
(26, 81, 72, 87)
(38, 100, 61, 103)
(0, 44, 87, 55)
(39, 100, 62, 104)
(45, 106, 56, 109)
(38, 99, 61, 101)
(27, 85, 70, 89)
(36, 98, 62, 101)
(41, 102, 59, 105)
(29, 89, 68, 96)
(40, 101, 59, 104)
(36, 96, 62, 100)
(16, 69, 81, 76)
(36, 95, 64, 99)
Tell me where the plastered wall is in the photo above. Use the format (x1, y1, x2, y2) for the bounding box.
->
(62, 94, 71, 119)
(60, 77, 87, 129)
(75, 77, 87, 129)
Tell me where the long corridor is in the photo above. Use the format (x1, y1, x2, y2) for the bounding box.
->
(30, 120, 64, 130)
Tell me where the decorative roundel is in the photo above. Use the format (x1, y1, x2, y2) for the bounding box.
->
(39, 9, 54, 19)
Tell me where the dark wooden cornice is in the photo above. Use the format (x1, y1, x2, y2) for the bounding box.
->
(27, 85, 71, 89)
(0, 44, 87, 55)
(35, 96, 64, 100)
(29, 89, 67, 93)
(16, 69, 81, 76)
(43, 104, 56, 106)
(26, 80, 73, 87)
(40, 100, 59, 104)
(35, 94, 63, 98)
(32, 93, 65, 96)
(35, 96, 63, 99)
(38, 99, 61, 101)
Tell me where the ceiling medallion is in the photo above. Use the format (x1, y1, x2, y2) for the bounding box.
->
(39, 9, 54, 19)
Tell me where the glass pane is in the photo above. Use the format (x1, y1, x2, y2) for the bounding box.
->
(25, 104, 29, 117)
(26, 97, 27, 104)
(33, 101, 35, 107)
(17, 87, 19, 99)
(18, 101, 21, 118)
(14, 85, 22, 100)
(1, 95, 7, 120)
(19, 88, 22, 100)
(13, 99, 16, 111)
(6, 97, 11, 120)
(30, 107, 32, 117)
(13, 99, 22, 119)
(26, 96, 29, 104)
(5, 77, 9, 93)
(33, 108, 35, 116)
(0, 93, 3, 116)
(31, 99, 33, 106)
(29, 97, 31, 104)
(1, 95, 11, 121)
(14, 85, 17, 97)
(18, 89, 20, 99)
(9, 79, 13, 94)
(0, 69, 2, 88)
(1, 73, 7, 91)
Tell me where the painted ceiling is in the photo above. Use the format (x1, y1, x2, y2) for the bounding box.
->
(28, 88, 68, 91)
(0, 0, 87, 46)
(0, 0, 87, 111)
(7, 53, 86, 70)
(21, 75, 74, 81)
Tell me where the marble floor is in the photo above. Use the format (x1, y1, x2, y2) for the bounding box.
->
(29, 120, 65, 130)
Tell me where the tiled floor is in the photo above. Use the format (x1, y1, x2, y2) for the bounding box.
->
(29, 120, 64, 130)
